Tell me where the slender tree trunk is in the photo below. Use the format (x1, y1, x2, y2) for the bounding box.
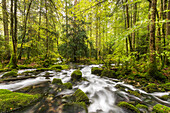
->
(45, 0, 49, 58)
(96, 2, 99, 60)
(161, 0, 167, 68)
(148, 0, 158, 76)
(132, 1, 137, 51)
(2, 0, 10, 60)
(147, 2, 151, 53)
(166, 0, 170, 65)
(126, 0, 133, 52)
(18, 0, 33, 60)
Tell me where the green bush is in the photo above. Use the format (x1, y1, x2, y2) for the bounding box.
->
(2, 71, 18, 78)
(118, 102, 140, 113)
(160, 83, 170, 91)
(153, 104, 170, 113)
(71, 70, 82, 81)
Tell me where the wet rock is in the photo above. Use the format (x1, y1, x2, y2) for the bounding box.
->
(62, 102, 87, 113)
(153, 104, 170, 113)
(101, 69, 116, 78)
(71, 70, 82, 81)
(2, 71, 18, 78)
(91, 67, 103, 76)
(136, 104, 148, 113)
(143, 83, 158, 93)
(0, 89, 40, 113)
(63, 82, 72, 89)
(117, 101, 140, 113)
(52, 78, 63, 85)
(73, 89, 89, 104)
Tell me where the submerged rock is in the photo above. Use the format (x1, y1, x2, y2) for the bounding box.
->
(63, 82, 72, 89)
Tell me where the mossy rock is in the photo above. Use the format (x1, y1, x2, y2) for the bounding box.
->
(144, 83, 158, 93)
(160, 83, 170, 91)
(0, 89, 40, 112)
(50, 65, 62, 70)
(118, 101, 140, 113)
(62, 102, 88, 113)
(128, 90, 141, 97)
(153, 104, 170, 113)
(71, 70, 82, 81)
(52, 78, 63, 85)
(73, 89, 89, 104)
(136, 104, 148, 110)
(91, 67, 103, 76)
(64, 82, 72, 89)
(101, 69, 116, 78)
(2, 71, 18, 78)
(36, 68, 51, 71)
(160, 95, 170, 101)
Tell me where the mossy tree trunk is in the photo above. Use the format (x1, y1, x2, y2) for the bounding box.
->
(8, 0, 18, 68)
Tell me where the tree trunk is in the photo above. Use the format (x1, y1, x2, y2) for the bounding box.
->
(9, 0, 18, 68)
(18, 0, 33, 60)
(148, 0, 158, 77)
(132, 1, 137, 51)
(126, 0, 133, 52)
(96, 2, 99, 60)
(2, 0, 10, 60)
(147, 2, 151, 53)
(45, 0, 49, 58)
(166, 0, 170, 65)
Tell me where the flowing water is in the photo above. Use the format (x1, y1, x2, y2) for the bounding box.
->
(0, 65, 169, 113)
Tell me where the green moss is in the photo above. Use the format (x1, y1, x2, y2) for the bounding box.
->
(52, 78, 63, 85)
(144, 83, 158, 93)
(91, 67, 103, 76)
(0, 89, 40, 112)
(64, 82, 73, 89)
(160, 95, 170, 101)
(118, 102, 140, 113)
(128, 90, 141, 97)
(73, 89, 89, 104)
(101, 69, 116, 78)
(36, 68, 51, 71)
(160, 83, 170, 91)
(50, 65, 62, 70)
(18, 65, 30, 69)
(153, 104, 170, 113)
(136, 104, 148, 110)
(2, 71, 18, 78)
(61, 65, 70, 70)
(71, 70, 82, 81)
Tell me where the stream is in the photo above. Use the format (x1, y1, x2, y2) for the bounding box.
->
(0, 65, 170, 113)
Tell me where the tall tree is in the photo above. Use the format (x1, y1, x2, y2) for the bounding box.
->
(2, 0, 10, 59)
(9, 0, 18, 68)
(126, 0, 133, 52)
(148, 0, 158, 77)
